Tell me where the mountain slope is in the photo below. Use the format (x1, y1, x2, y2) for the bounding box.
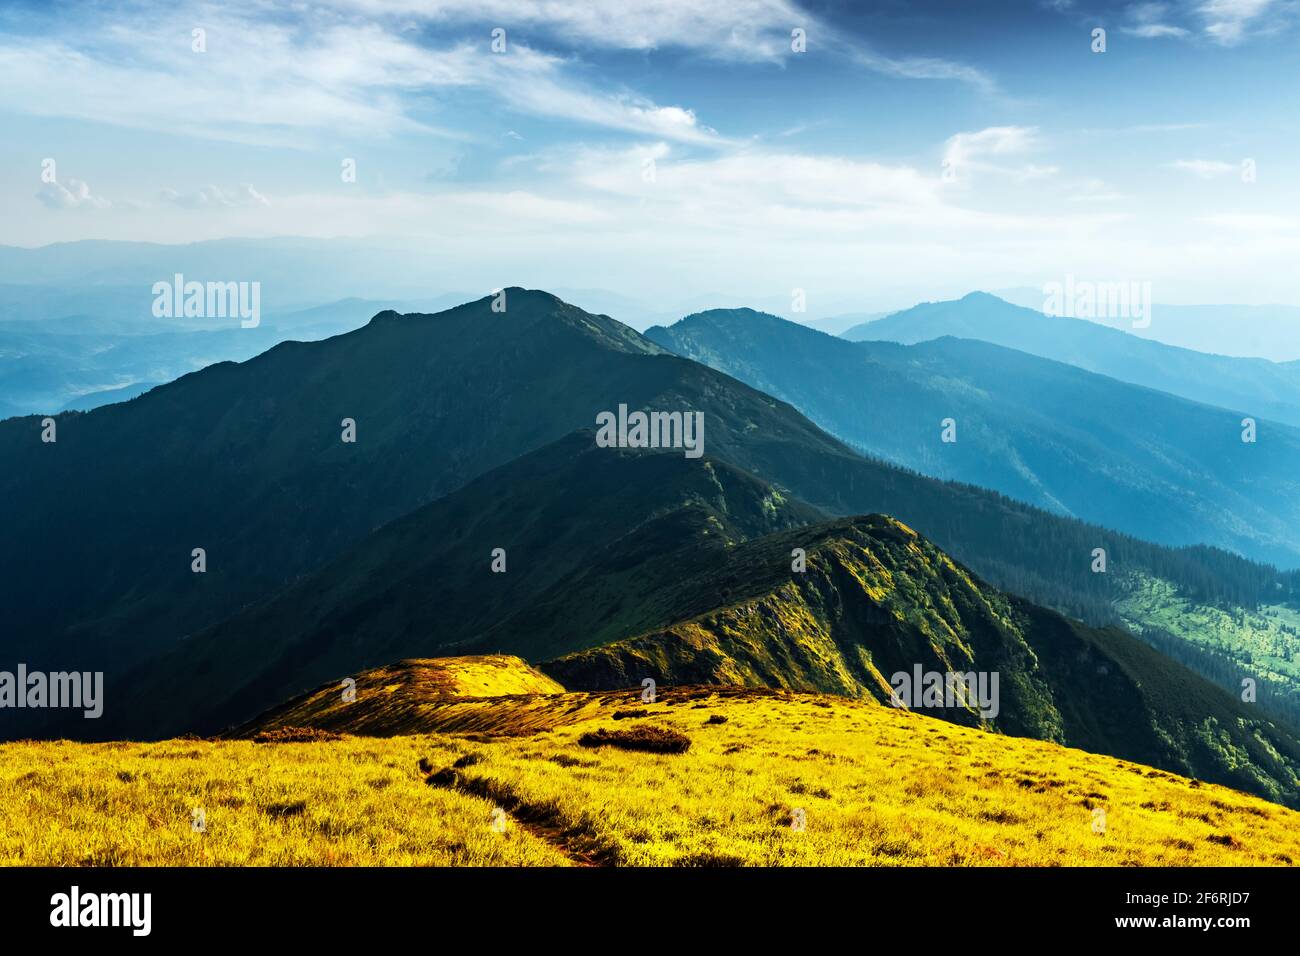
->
(0, 289, 680, 672)
(99, 434, 824, 739)
(646, 306, 1300, 568)
(842, 292, 1300, 427)
(545, 516, 1300, 806)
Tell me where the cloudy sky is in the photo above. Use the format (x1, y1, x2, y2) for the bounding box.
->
(1, 0, 1298, 310)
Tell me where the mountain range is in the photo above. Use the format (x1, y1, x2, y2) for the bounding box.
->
(647, 305, 1300, 569)
(3, 289, 1298, 808)
(844, 292, 1300, 427)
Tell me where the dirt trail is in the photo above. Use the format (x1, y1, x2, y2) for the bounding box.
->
(420, 761, 612, 867)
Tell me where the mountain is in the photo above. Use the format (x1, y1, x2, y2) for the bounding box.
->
(102, 449, 1300, 805)
(5, 290, 1296, 743)
(0, 290, 677, 678)
(800, 311, 888, 336)
(646, 306, 1300, 569)
(842, 292, 1300, 428)
(993, 288, 1300, 362)
(58, 381, 161, 412)
(106, 434, 823, 739)
(545, 515, 1300, 806)
(0, 318, 373, 420)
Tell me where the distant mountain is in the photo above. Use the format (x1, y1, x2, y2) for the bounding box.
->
(647, 306, 1300, 569)
(58, 381, 161, 412)
(993, 287, 1300, 362)
(0, 238, 455, 307)
(800, 312, 888, 336)
(547, 515, 1300, 807)
(0, 292, 475, 418)
(0, 321, 360, 419)
(841, 292, 1300, 427)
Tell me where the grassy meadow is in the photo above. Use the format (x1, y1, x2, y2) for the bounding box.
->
(2, 660, 1297, 866)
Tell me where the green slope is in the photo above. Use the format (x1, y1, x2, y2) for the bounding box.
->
(544, 516, 1300, 807)
(101, 434, 824, 739)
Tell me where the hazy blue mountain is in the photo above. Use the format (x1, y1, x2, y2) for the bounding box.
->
(0, 321, 363, 418)
(648, 307, 1300, 568)
(58, 381, 161, 412)
(993, 287, 1300, 362)
(0, 293, 464, 417)
(0, 238, 452, 306)
(801, 312, 888, 335)
(843, 292, 1300, 426)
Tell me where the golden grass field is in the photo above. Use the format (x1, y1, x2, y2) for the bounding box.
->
(1, 657, 1297, 866)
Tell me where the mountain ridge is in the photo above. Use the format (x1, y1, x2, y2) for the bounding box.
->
(842, 292, 1300, 427)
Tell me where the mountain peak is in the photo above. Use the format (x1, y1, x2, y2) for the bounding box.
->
(356, 288, 662, 357)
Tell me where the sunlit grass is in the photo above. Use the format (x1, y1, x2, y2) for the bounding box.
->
(3, 685, 1296, 866)
(0, 736, 568, 866)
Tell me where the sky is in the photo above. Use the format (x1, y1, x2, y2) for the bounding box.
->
(1, 0, 1298, 313)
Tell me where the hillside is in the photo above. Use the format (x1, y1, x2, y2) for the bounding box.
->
(100, 434, 823, 740)
(543, 516, 1300, 806)
(842, 292, 1300, 427)
(5, 670, 1297, 866)
(110, 478, 1300, 807)
(233, 656, 566, 738)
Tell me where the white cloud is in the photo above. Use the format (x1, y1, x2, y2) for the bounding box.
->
(1123, 3, 1191, 37)
(1126, 22, 1192, 36)
(36, 178, 110, 210)
(328, 0, 995, 87)
(1199, 0, 1277, 44)
(1169, 158, 1239, 177)
(335, 0, 812, 61)
(1200, 213, 1296, 231)
(0, 11, 722, 147)
(160, 184, 270, 208)
(1066, 178, 1126, 203)
(942, 127, 1039, 179)
(1117, 0, 1289, 43)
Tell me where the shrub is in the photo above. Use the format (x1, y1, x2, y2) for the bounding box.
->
(578, 725, 691, 754)
(252, 726, 343, 744)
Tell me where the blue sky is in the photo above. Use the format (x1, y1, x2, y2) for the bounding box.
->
(1, 0, 1298, 311)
